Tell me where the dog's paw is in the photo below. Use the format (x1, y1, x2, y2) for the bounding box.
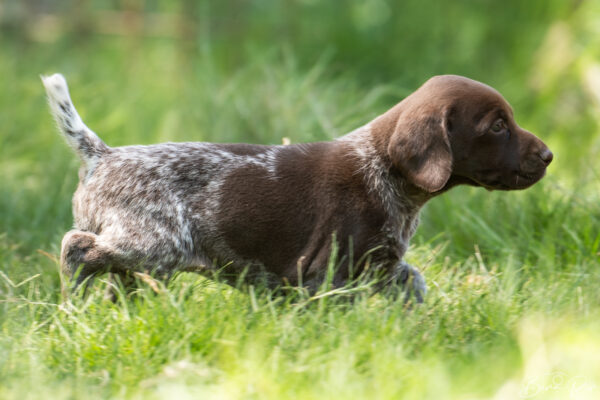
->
(395, 261, 427, 304)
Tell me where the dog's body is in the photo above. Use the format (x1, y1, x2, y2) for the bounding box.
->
(42, 74, 552, 300)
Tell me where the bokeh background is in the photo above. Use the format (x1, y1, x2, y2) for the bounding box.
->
(1, 1, 600, 399)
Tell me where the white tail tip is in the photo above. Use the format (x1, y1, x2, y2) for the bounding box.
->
(41, 73, 67, 88)
(41, 73, 70, 101)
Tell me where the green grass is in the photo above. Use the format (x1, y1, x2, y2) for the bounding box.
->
(2, 20, 600, 399)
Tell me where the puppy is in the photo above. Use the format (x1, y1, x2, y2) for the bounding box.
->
(42, 74, 552, 301)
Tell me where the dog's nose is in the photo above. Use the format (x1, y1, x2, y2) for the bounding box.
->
(539, 148, 553, 165)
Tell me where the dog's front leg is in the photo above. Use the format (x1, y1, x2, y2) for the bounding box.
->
(385, 261, 427, 304)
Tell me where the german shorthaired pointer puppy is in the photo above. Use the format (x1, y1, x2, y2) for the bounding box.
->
(42, 74, 552, 301)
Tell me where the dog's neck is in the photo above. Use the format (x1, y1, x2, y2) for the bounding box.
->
(343, 115, 479, 202)
(339, 124, 430, 214)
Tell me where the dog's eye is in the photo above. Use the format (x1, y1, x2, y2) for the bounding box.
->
(490, 120, 506, 133)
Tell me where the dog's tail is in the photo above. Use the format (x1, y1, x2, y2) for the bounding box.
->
(41, 74, 109, 168)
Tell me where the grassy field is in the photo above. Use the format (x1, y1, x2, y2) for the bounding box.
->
(2, 2, 600, 399)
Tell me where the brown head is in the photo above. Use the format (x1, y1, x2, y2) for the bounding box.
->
(372, 75, 553, 193)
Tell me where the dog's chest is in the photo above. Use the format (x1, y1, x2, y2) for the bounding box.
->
(382, 210, 420, 259)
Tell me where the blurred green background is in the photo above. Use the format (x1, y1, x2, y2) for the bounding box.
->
(1, 1, 600, 399)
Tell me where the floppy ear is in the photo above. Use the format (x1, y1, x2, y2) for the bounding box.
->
(387, 107, 453, 192)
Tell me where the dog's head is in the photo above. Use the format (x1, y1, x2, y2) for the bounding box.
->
(374, 75, 552, 193)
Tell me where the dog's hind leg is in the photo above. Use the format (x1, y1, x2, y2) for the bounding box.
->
(60, 230, 112, 293)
